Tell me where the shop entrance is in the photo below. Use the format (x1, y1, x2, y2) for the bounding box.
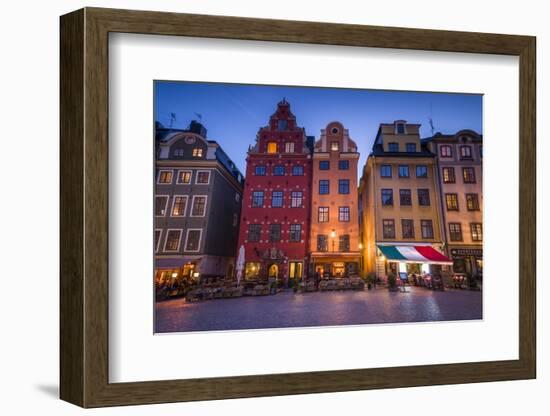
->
(268, 263, 279, 278)
(332, 262, 345, 277)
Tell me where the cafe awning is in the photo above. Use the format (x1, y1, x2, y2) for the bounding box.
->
(377, 245, 453, 265)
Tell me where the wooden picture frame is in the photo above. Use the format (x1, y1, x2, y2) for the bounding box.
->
(60, 7, 536, 408)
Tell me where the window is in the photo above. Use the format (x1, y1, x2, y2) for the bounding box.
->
(381, 189, 393, 206)
(289, 224, 301, 242)
(460, 145, 472, 159)
(318, 207, 329, 222)
(440, 145, 453, 157)
(463, 167, 476, 183)
(338, 234, 350, 252)
(466, 193, 480, 211)
(271, 191, 283, 207)
(273, 165, 285, 176)
(245, 262, 261, 279)
(399, 189, 412, 206)
(277, 120, 288, 131)
(330, 141, 339, 151)
(267, 142, 277, 153)
(338, 160, 349, 170)
(284, 142, 295, 153)
(421, 220, 434, 239)
(319, 180, 330, 194)
(291, 191, 303, 207)
(396, 123, 406, 134)
(292, 165, 304, 176)
(388, 142, 399, 152)
(154, 230, 161, 252)
(401, 219, 415, 238)
(173, 149, 184, 157)
(191, 196, 207, 216)
(338, 206, 350, 222)
(155, 196, 168, 216)
(177, 170, 192, 184)
(442, 167, 455, 183)
(317, 234, 328, 252)
(185, 229, 202, 252)
(289, 262, 303, 279)
(338, 179, 350, 194)
(192, 148, 203, 157)
(269, 223, 281, 242)
(449, 223, 463, 241)
(158, 170, 173, 184)
(171, 196, 187, 216)
(398, 165, 409, 178)
(254, 165, 266, 176)
(445, 193, 459, 211)
(383, 219, 395, 239)
(380, 165, 392, 178)
(319, 160, 330, 170)
(252, 191, 264, 207)
(471, 223, 483, 241)
(248, 224, 261, 242)
(165, 230, 182, 251)
(416, 165, 428, 178)
(406, 143, 416, 153)
(418, 189, 431, 206)
(196, 170, 210, 184)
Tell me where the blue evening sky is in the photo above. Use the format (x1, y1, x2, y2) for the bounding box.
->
(154, 81, 482, 176)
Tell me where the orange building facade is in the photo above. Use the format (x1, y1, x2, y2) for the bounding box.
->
(309, 122, 361, 278)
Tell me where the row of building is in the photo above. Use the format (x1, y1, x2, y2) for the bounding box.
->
(154, 100, 482, 288)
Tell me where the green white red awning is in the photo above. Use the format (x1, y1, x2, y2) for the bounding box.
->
(377, 245, 453, 265)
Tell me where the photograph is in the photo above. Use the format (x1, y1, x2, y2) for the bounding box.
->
(153, 81, 483, 333)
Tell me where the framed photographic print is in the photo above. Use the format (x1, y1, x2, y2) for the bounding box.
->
(60, 7, 536, 408)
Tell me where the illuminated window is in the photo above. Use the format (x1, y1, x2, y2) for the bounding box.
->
(463, 167, 476, 183)
(460, 145, 472, 159)
(291, 191, 303, 208)
(267, 142, 277, 153)
(158, 170, 173, 184)
(171, 196, 187, 216)
(192, 148, 203, 157)
(445, 193, 459, 211)
(383, 220, 395, 239)
(471, 223, 483, 241)
(338, 207, 350, 222)
(330, 141, 339, 151)
(176, 170, 192, 184)
(245, 262, 261, 279)
(466, 193, 480, 211)
(442, 167, 455, 183)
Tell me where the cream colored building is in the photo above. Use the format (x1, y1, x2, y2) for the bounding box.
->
(358, 120, 451, 281)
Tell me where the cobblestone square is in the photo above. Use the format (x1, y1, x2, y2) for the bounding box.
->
(155, 287, 482, 333)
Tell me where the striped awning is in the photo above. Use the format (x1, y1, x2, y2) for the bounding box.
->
(377, 245, 452, 264)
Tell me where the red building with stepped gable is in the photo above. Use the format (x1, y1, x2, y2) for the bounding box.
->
(237, 99, 313, 286)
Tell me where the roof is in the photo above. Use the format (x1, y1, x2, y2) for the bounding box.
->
(369, 142, 435, 158)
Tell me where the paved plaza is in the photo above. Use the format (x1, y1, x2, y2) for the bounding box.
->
(155, 286, 482, 333)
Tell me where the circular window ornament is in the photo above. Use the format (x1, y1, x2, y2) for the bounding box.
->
(184, 135, 196, 144)
(331, 127, 339, 134)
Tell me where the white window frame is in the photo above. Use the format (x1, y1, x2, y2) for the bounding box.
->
(284, 142, 295, 153)
(154, 229, 162, 253)
(176, 169, 193, 184)
(155, 195, 169, 217)
(190, 195, 208, 217)
(163, 228, 183, 252)
(195, 170, 211, 185)
(395, 122, 407, 134)
(157, 169, 173, 184)
(184, 228, 203, 253)
(170, 195, 188, 217)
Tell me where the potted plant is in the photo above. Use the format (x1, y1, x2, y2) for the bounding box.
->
(387, 272, 397, 291)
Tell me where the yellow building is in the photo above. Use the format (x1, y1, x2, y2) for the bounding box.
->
(358, 120, 452, 281)
(310, 122, 361, 278)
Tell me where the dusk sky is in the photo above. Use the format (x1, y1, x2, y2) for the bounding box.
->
(154, 81, 483, 175)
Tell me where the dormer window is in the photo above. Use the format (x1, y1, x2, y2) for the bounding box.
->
(388, 142, 399, 152)
(277, 120, 288, 131)
(192, 148, 203, 157)
(396, 123, 406, 134)
(267, 142, 277, 154)
(406, 143, 416, 153)
(330, 141, 339, 151)
(460, 145, 472, 160)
